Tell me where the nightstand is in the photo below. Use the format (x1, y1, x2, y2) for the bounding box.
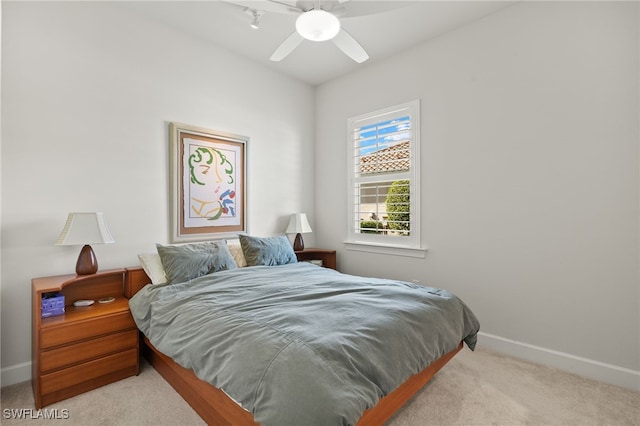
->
(295, 248, 337, 270)
(31, 269, 139, 409)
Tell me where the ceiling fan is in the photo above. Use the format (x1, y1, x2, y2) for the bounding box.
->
(229, 0, 395, 63)
(269, 0, 368, 63)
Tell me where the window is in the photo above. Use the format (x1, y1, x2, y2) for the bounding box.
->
(346, 100, 424, 257)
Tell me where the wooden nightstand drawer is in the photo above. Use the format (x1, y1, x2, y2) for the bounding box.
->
(41, 311, 135, 349)
(41, 330, 138, 373)
(40, 348, 138, 395)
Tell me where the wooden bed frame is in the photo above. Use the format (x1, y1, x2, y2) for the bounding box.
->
(124, 266, 464, 426)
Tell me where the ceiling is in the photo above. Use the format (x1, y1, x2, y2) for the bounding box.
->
(120, 1, 517, 86)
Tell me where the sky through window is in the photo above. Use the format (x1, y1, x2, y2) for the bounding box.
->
(357, 116, 411, 155)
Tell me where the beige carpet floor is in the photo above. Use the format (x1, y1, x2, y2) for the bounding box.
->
(2, 347, 639, 425)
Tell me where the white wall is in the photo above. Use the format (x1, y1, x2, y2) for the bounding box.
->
(315, 1, 639, 390)
(1, 2, 314, 384)
(2, 0, 638, 393)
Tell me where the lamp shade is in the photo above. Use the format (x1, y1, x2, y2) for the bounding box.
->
(285, 213, 312, 234)
(55, 212, 114, 275)
(296, 10, 340, 42)
(55, 212, 115, 246)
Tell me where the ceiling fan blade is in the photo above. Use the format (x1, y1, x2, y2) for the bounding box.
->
(333, 2, 409, 18)
(224, 0, 302, 14)
(270, 31, 304, 61)
(267, 0, 305, 13)
(332, 29, 369, 63)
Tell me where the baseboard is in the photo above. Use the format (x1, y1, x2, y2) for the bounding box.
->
(1, 361, 31, 388)
(477, 332, 640, 392)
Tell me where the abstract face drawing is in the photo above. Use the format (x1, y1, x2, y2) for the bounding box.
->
(188, 146, 236, 221)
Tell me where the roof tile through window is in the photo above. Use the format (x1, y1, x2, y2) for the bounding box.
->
(359, 140, 410, 174)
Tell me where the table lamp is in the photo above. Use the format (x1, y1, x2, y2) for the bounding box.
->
(285, 213, 312, 251)
(55, 212, 115, 275)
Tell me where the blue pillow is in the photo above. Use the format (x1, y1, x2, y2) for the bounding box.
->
(156, 240, 237, 284)
(239, 235, 297, 266)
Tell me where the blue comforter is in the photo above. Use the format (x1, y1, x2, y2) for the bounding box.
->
(129, 262, 479, 425)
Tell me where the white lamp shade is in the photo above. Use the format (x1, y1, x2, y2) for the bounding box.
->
(296, 10, 340, 42)
(285, 213, 312, 234)
(55, 212, 115, 246)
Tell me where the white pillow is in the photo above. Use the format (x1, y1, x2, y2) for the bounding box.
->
(226, 239, 247, 268)
(137, 252, 168, 284)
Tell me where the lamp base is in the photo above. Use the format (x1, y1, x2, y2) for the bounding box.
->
(76, 244, 98, 275)
(293, 233, 305, 251)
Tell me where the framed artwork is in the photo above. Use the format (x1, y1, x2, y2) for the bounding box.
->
(169, 122, 248, 243)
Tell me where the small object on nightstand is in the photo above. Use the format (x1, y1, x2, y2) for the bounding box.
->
(41, 292, 65, 318)
(98, 297, 115, 304)
(73, 299, 95, 307)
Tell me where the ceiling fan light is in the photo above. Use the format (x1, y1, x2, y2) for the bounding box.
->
(296, 10, 340, 42)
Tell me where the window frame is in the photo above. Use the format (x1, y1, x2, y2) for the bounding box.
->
(345, 100, 425, 258)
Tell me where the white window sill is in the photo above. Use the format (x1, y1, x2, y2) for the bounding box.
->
(343, 241, 427, 258)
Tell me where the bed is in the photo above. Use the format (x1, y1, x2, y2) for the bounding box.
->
(125, 237, 479, 425)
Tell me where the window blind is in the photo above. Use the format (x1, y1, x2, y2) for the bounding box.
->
(348, 101, 418, 243)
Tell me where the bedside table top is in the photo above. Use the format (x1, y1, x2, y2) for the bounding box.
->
(32, 269, 126, 293)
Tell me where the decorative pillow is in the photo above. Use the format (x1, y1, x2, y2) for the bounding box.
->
(137, 252, 168, 284)
(156, 240, 237, 284)
(226, 239, 248, 268)
(239, 234, 297, 267)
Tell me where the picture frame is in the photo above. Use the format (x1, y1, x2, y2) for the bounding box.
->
(169, 122, 248, 243)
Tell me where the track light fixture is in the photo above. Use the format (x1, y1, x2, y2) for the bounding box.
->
(244, 8, 263, 30)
